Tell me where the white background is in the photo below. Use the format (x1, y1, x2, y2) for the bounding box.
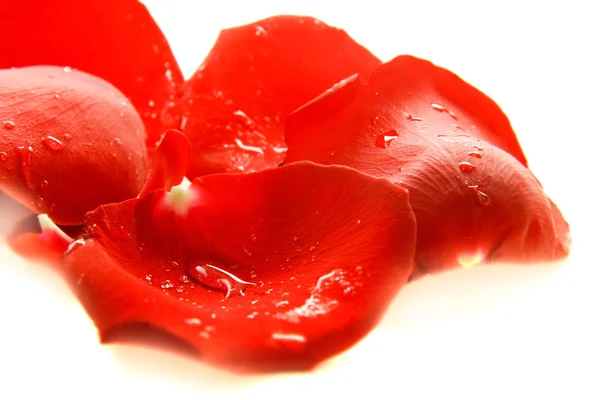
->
(1, 0, 599, 399)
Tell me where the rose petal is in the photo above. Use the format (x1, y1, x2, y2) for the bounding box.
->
(166, 15, 380, 177)
(6, 215, 72, 264)
(284, 56, 569, 275)
(0, 0, 183, 147)
(0, 66, 148, 225)
(138, 129, 191, 198)
(63, 162, 416, 371)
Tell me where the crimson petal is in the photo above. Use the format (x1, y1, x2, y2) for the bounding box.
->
(284, 56, 569, 275)
(138, 129, 191, 198)
(63, 162, 416, 371)
(166, 15, 380, 177)
(0, 66, 148, 225)
(0, 0, 183, 147)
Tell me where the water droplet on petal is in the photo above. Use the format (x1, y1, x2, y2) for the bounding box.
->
(39, 180, 49, 192)
(431, 103, 458, 119)
(272, 332, 307, 350)
(458, 251, 485, 268)
(63, 134, 72, 141)
(375, 129, 399, 148)
(0, 152, 7, 161)
(63, 66, 72, 73)
(472, 144, 483, 151)
(458, 161, 476, 173)
(188, 262, 256, 298)
(407, 114, 423, 121)
(145, 274, 153, 282)
(468, 151, 482, 158)
(255, 25, 268, 36)
(42, 136, 65, 152)
(16, 145, 34, 189)
(178, 274, 190, 284)
(477, 190, 491, 206)
(234, 138, 264, 155)
(161, 280, 174, 289)
(3, 120, 15, 130)
(184, 318, 202, 326)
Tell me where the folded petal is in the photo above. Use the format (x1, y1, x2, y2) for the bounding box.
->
(166, 15, 380, 177)
(0, 0, 183, 146)
(0, 66, 149, 225)
(62, 162, 416, 371)
(138, 129, 191, 198)
(284, 56, 569, 275)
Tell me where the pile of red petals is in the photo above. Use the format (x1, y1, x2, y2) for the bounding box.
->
(0, 0, 570, 372)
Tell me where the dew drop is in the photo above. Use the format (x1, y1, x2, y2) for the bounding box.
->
(178, 274, 190, 284)
(467, 151, 482, 158)
(477, 190, 491, 206)
(457, 251, 485, 268)
(188, 262, 256, 298)
(431, 103, 458, 119)
(472, 144, 483, 151)
(184, 318, 202, 326)
(255, 25, 268, 36)
(0, 152, 7, 162)
(63, 134, 72, 141)
(407, 114, 423, 121)
(39, 180, 49, 192)
(63, 66, 72, 73)
(234, 138, 264, 155)
(161, 280, 174, 289)
(3, 120, 15, 130)
(375, 129, 399, 148)
(145, 274, 153, 282)
(16, 145, 34, 189)
(42, 136, 65, 152)
(148, 100, 155, 108)
(272, 332, 307, 350)
(458, 161, 476, 173)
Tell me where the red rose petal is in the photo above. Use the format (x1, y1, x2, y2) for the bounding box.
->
(63, 162, 416, 371)
(0, 66, 148, 225)
(138, 129, 191, 199)
(166, 15, 381, 177)
(0, 0, 183, 147)
(6, 215, 72, 265)
(284, 56, 569, 275)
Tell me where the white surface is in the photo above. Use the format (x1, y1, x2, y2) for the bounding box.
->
(1, 0, 599, 398)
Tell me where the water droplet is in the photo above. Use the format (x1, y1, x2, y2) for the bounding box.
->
(161, 280, 174, 289)
(255, 25, 268, 36)
(3, 120, 15, 130)
(457, 251, 485, 268)
(63, 66, 72, 73)
(185, 318, 202, 326)
(326, 149, 336, 157)
(148, 100, 155, 108)
(188, 262, 256, 298)
(472, 144, 483, 151)
(178, 274, 190, 284)
(477, 190, 491, 206)
(0, 152, 7, 161)
(42, 136, 65, 152)
(16, 145, 34, 189)
(234, 138, 264, 155)
(431, 103, 458, 119)
(37, 196, 45, 208)
(272, 145, 288, 154)
(468, 151, 482, 158)
(272, 332, 307, 349)
(54, 92, 60, 99)
(63, 134, 72, 141)
(407, 114, 423, 121)
(145, 274, 153, 282)
(375, 129, 399, 148)
(39, 180, 49, 192)
(458, 161, 476, 173)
